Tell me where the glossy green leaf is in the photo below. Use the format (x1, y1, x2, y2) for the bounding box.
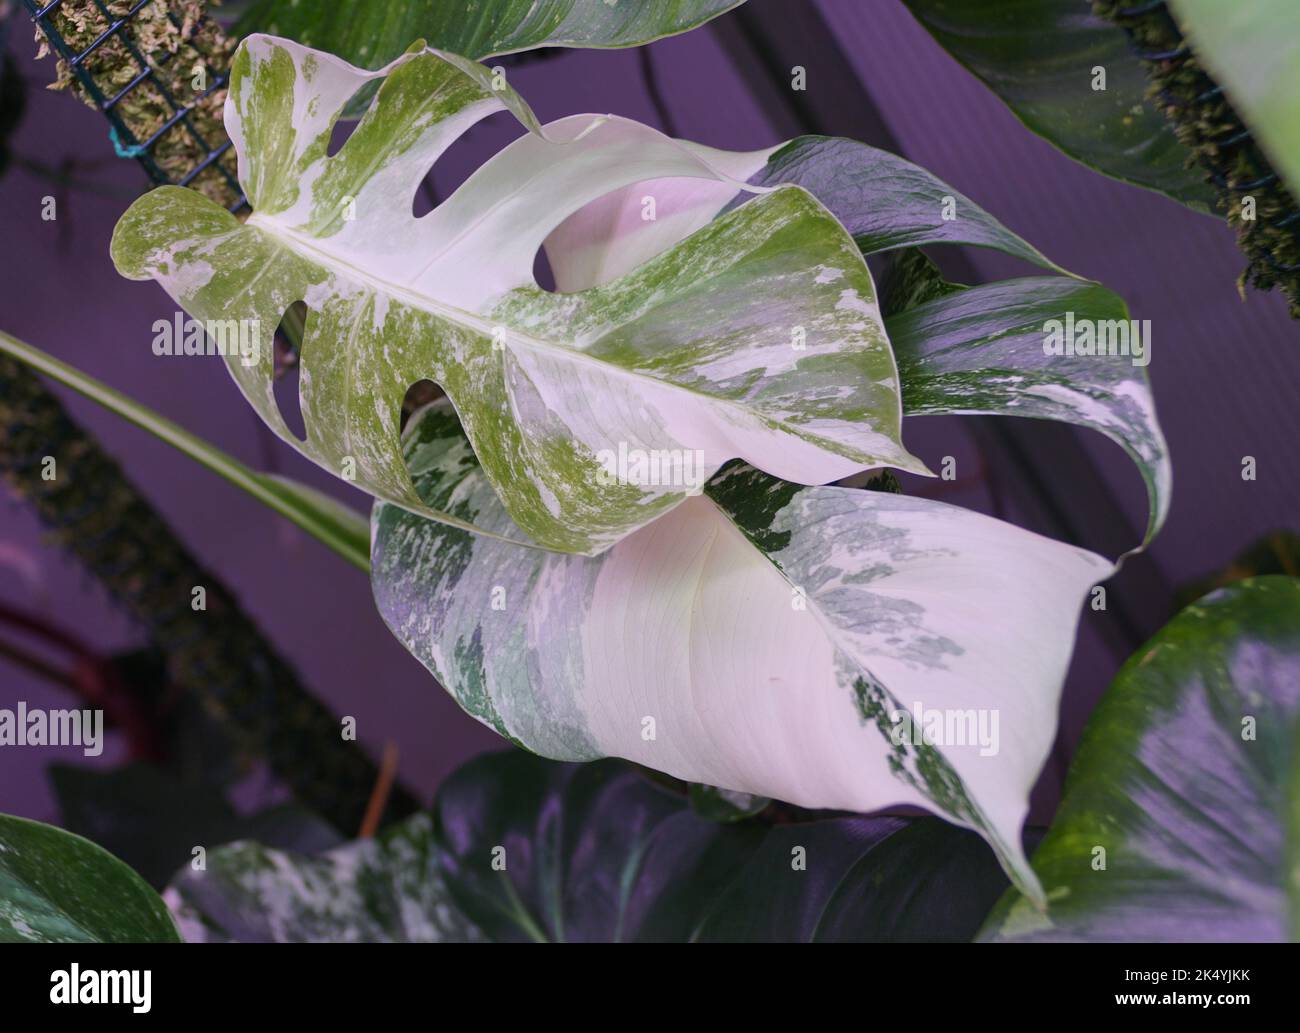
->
(166, 812, 482, 942)
(693, 814, 1021, 942)
(372, 402, 1113, 904)
(982, 576, 1300, 942)
(435, 750, 1015, 942)
(0, 328, 370, 571)
(0, 813, 180, 943)
(902, 0, 1214, 211)
(112, 36, 925, 557)
(233, 0, 745, 67)
(167, 749, 1015, 942)
(1171, 0, 1300, 198)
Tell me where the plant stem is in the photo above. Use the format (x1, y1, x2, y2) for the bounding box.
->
(0, 345, 417, 832)
(0, 330, 370, 571)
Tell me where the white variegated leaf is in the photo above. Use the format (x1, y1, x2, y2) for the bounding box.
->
(165, 814, 481, 943)
(545, 137, 1172, 551)
(110, 35, 926, 556)
(371, 403, 1115, 903)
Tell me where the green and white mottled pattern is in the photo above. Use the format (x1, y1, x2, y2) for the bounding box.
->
(111, 35, 923, 556)
(550, 135, 1171, 552)
(166, 813, 482, 943)
(372, 403, 1115, 903)
(982, 576, 1300, 942)
(885, 275, 1171, 546)
(0, 814, 180, 943)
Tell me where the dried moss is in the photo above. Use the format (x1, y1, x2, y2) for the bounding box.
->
(0, 349, 417, 832)
(33, 0, 240, 208)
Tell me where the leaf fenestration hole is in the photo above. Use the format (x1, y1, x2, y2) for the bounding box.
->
(533, 246, 557, 293)
(400, 378, 443, 434)
(411, 109, 522, 219)
(274, 301, 308, 442)
(325, 84, 379, 158)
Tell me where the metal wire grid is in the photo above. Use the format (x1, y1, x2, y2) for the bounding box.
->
(22, 0, 247, 212)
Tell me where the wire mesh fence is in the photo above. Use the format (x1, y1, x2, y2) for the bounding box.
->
(23, 0, 245, 211)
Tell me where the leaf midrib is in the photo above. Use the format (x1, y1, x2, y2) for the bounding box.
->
(247, 211, 896, 467)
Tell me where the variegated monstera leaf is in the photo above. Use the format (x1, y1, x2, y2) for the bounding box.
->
(546, 136, 1172, 550)
(110, 34, 928, 555)
(372, 402, 1114, 904)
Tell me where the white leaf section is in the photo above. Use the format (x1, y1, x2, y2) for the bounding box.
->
(112, 35, 923, 556)
(373, 404, 1114, 903)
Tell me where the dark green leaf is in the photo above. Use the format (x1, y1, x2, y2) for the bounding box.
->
(234, 0, 745, 67)
(695, 817, 1019, 943)
(166, 748, 1023, 941)
(435, 750, 1015, 942)
(902, 0, 1214, 211)
(0, 813, 180, 942)
(688, 782, 769, 823)
(982, 576, 1300, 942)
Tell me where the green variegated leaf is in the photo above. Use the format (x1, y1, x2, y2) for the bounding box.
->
(884, 273, 1170, 547)
(0, 813, 180, 943)
(371, 402, 1114, 904)
(166, 813, 482, 943)
(879, 248, 970, 318)
(233, 0, 746, 68)
(735, 136, 1067, 270)
(982, 577, 1300, 942)
(111, 35, 925, 557)
(874, 251, 1169, 550)
(546, 137, 1173, 551)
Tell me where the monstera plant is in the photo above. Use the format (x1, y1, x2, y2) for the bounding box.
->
(2, 0, 1295, 946)
(93, 32, 1176, 906)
